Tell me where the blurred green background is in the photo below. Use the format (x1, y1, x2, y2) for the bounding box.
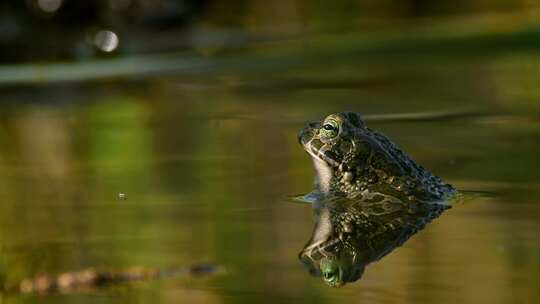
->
(1, 0, 540, 303)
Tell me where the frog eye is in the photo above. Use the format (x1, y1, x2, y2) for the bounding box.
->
(321, 120, 340, 139)
(323, 124, 335, 131)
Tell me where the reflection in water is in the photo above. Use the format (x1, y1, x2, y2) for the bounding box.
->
(299, 194, 449, 287)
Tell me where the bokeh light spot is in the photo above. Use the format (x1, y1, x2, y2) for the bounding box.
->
(94, 30, 119, 53)
(37, 0, 63, 13)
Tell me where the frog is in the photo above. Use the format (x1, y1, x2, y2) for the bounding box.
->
(298, 112, 456, 203)
(297, 112, 456, 287)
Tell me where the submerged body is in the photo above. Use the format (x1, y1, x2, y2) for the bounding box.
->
(297, 112, 456, 287)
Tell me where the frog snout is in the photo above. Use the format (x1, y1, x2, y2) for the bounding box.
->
(298, 122, 320, 145)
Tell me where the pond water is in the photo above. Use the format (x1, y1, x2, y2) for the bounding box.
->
(0, 62, 539, 303)
(2, 2, 540, 298)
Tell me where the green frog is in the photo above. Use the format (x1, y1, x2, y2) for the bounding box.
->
(298, 112, 456, 202)
(297, 112, 456, 287)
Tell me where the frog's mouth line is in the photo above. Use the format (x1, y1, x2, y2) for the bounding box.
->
(302, 138, 342, 193)
(303, 138, 340, 168)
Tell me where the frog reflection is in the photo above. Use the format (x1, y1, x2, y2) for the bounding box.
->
(299, 194, 449, 287)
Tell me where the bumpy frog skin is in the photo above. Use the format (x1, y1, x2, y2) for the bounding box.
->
(298, 112, 456, 202)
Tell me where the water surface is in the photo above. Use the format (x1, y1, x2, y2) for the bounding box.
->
(0, 71, 539, 303)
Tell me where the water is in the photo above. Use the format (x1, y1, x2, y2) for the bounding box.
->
(0, 71, 539, 303)
(2, 5, 540, 300)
